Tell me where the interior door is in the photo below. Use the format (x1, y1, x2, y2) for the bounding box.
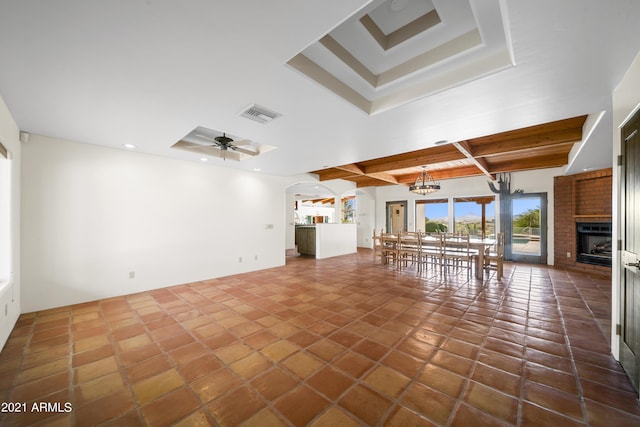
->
(509, 193, 547, 264)
(386, 201, 407, 233)
(620, 110, 640, 392)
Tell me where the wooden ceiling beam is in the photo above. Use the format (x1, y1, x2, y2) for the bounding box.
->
(429, 165, 485, 180)
(301, 197, 337, 204)
(311, 168, 359, 181)
(467, 115, 586, 144)
(469, 129, 582, 157)
(397, 164, 483, 184)
(334, 163, 365, 175)
(360, 145, 465, 173)
(316, 163, 399, 185)
(487, 153, 569, 173)
(451, 141, 496, 181)
(367, 172, 398, 184)
(350, 176, 396, 187)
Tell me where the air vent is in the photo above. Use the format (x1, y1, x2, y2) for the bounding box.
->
(239, 104, 282, 124)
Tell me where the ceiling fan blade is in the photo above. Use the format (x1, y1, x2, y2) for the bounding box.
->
(175, 140, 220, 155)
(229, 138, 251, 146)
(174, 140, 206, 150)
(219, 149, 243, 161)
(232, 146, 259, 156)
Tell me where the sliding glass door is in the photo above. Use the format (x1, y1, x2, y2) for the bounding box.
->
(510, 193, 547, 264)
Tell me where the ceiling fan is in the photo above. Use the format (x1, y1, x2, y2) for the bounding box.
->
(171, 127, 261, 161)
(194, 132, 258, 158)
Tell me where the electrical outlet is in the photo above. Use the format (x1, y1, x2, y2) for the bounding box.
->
(566, 252, 571, 258)
(254, 255, 258, 261)
(239, 257, 243, 263)
(129, 271, 135, 279)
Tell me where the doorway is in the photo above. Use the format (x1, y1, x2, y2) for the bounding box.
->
(508, 193, 547, 264)
(620, 109, 640, 392)
(386, 201, 407, 233)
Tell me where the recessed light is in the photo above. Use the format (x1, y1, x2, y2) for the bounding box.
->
(253, 168, 261, 172)
(123, 143, 136, 149)
(434, 140, 448, 145)
(200, 157, 208, 162)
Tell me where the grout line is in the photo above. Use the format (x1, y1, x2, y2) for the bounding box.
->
(554, 270, 591, 425)
(516, 263, 533, 426)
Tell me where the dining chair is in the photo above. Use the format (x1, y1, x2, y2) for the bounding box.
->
(418, 232, 443, 275)
(380, 233, 399, 266)
(398, 232, 421, 271)
(372, 228, 383, 263)
(484, 232, 504, 279)
(442, 233, 476, 279)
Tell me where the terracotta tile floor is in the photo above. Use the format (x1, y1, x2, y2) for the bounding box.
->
(1, 249, 639, 426)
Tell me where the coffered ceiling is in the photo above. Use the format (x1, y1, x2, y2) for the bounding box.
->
(311, 115, 587, 188)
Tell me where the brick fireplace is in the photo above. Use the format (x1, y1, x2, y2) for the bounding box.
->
(554, 168, 612, 275)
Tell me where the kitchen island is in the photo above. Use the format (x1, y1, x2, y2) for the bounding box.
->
(295, 223, 357, 259)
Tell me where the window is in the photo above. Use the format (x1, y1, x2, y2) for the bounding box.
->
(342, 196, 356, 224)
(453, 196, 495, 238)
(416, 199, 448, 233)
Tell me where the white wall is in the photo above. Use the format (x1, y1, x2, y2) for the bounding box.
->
(285, 191, 296, 249)
(611, 49, 640, 359)
(0, 95, 21, 348)
(315, 223, 357, 259)
(21, 135, 286, 312)
(373, 168, 562, 265)
(356, 187, 376, 248)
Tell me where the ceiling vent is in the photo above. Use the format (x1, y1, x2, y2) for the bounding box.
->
(239, 104, 282, 124)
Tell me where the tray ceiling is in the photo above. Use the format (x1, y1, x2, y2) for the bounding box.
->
(288, 0, 513, 115)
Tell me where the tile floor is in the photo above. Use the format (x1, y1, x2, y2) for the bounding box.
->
(1, 249, 639, 426)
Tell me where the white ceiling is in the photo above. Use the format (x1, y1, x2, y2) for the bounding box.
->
(1, 0, 639, 183)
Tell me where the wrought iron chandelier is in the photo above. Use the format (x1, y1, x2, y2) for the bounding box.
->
(409, 167, 440, 195)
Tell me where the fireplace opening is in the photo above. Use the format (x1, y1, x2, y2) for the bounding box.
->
(576, 222, 612, 267)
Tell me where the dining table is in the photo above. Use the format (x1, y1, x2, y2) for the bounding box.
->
(419, 235, 496, 281)
(470, 237, 497, 280)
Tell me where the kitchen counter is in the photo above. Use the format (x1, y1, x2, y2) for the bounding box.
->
(295, 224, 356, 259)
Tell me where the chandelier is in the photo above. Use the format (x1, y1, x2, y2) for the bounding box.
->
(409, 167, 440, 195)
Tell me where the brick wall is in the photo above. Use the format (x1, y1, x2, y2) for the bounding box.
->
(554, 168, 612, 275)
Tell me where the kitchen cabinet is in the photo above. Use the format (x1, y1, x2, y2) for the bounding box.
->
(295, 225, 316, 256)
